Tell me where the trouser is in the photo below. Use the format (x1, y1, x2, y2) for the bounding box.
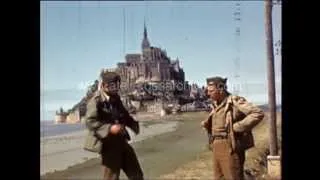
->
(100, 136, 144, 180)
(212, 138, 245, 180)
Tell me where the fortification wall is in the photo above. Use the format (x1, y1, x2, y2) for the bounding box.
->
(66, 109, 80, 124)
(143, 100, 163, 113)
(55, 115, 66, 124)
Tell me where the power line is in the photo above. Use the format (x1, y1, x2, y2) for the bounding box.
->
(77, 1, 82, 56)
(233, 0, 241, 95)
(123, 7, 126, 56)
(77, 1, 82, 33)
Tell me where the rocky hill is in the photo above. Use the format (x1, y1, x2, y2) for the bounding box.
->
(60, 79, 208, 119)
(65, 80, 99, 117)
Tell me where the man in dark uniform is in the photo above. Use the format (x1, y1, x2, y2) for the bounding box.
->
(83, 71, 144, 180)
(201, 76, 264, 180)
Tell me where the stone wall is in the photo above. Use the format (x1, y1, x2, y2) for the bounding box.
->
(143, 100, 163, 113)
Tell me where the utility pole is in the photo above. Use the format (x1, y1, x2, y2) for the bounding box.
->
(265, 0, 278, 156)
(265, 0, 281, 178)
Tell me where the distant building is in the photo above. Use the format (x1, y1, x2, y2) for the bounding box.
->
(55, 114, 66, 124)
(66, 108, 80, 124)
(107, 23, 185, 89)
(54, 107, 80, 124)
(55, 107, 67, 124)
(57, 23, 191, 117)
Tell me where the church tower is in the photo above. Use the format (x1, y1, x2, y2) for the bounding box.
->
(141, 21, 150, 50)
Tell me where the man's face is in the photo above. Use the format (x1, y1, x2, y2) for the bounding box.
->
(206, 84, 222, 101)
(102, 81, 120, 95)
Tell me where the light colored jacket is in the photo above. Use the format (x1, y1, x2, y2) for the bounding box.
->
(202, 95, 265, 151)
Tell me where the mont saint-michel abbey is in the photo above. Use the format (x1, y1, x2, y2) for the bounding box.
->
(55, 24, 204, 124)
(111, 24, 185, 88)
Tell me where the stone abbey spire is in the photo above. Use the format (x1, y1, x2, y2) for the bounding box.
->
(141, 20, 150, 50)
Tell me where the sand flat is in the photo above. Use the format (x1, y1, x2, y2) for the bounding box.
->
(40, 120, 179, 176)
(41, 112, 208, 179)
(41, 110, 281, 180)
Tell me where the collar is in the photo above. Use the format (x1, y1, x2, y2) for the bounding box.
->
(208, 95, 233, 117)
(213, 95, 229, 110)
(99, 90, 110, 102)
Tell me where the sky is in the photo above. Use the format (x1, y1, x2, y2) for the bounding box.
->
(40, 1, 282, 119)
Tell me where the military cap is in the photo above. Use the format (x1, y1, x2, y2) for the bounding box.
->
(206, 76, 227, 85)
(206, 76, 228, 89)
(100, 71, 121, 84)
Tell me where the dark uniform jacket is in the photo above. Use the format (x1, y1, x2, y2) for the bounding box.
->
(83, 91, 139, 153)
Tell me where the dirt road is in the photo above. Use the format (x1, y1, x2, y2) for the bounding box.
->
(160, 112, 282, 180)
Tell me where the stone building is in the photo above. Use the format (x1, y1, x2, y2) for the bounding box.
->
(54, 107, 80, 124)
(112, 24, 185, 89)
(66, 108, 80, 124)
(57, 24, 191, 117)
(54, 107, 67, 124)
(55, 114, 66, 124)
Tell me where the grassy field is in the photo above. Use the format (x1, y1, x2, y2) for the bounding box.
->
(159, 112, 282, 180)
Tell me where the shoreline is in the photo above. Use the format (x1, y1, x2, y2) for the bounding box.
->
(41, 110, 281, 179)
(41, 118, 180, 176)
(40, 112, 170, 138)
(41, 112, 209, 179)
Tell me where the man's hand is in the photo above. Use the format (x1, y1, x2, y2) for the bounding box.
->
(110, 124, 123, 135)
(201, 120, 208, 130)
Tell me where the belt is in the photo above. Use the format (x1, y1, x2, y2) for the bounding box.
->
(214, 135, 228, 140)
(213, 128, 227, 132)
(213, 128, 228, 140)
(213, 131, 228, 136)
